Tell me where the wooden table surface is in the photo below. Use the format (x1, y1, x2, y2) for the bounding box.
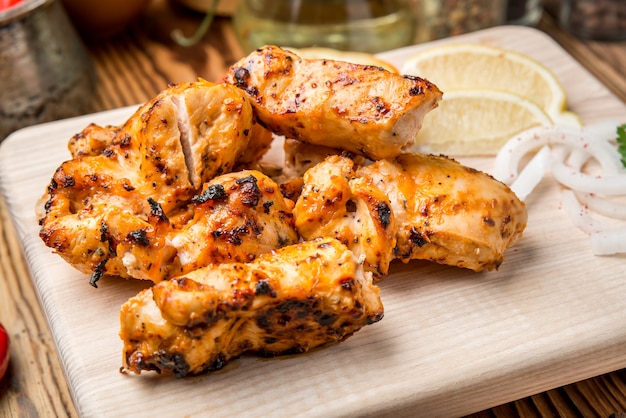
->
(1, 0, 625, 416)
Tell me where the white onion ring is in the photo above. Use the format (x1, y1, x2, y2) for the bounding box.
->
(575, 191, 626, 220)
(582, 119, 620, 140)
(591, 228, 626, 255)
(551, 158, 626, 195)
(494, 124, 624, 184)
(560, 189, 606, 235)
(510, 145, 550, 201)
(495, 121, 626, 255)
(565, 146, 591, 171)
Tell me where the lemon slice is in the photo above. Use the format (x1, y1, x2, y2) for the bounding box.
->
(412, 89, 553, 156)
(401, 43, 570, 123)
(553, 110, 583, 127)
(289, 46, 399, 74)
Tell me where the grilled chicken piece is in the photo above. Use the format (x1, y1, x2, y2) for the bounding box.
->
(235, 120, 275, 166)
(68, 102, 273, 181)
(223, 45, 442, 161)
(42, 166, 297, 284)
(294, 155, 527, 275)
(67, 80, 253, 193)
(118, 170, 299, 282)
(171, 81, 253, 187)
(44, 80, 252, 219)
(39, 81, 301, 284)
(120, 237, 384, 377)
(282, 138, 367, 180)
(68, 123, 120, 158)
(294, 156, 396, 276)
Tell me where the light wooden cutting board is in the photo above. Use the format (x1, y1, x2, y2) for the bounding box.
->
(1, 26, 625, 417)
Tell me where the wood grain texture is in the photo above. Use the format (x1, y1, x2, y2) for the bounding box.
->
(1, 1, 626, 417)
(0, 196, 77, 418)
(539, 14, 626, 106)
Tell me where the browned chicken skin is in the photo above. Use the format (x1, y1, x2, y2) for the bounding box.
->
(294, 155, 527, 275)
(223, 45, 442, 161)
(120, 237, 384, 377)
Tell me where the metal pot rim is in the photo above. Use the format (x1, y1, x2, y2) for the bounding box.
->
(0, 0, 52, 26)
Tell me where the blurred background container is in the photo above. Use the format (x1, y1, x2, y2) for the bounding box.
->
(505, 0, 542, 26)
(233, 0, 416, 53)
(559, 0, 626, 41)
(412, 0, 506, 43)
(61, 0, 150, 41)
(182, 0, 546, 54)
(0, 0, 96, 142)
(176, 0, 238, 15)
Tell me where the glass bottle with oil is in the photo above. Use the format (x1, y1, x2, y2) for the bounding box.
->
(233, 0, 416, 54)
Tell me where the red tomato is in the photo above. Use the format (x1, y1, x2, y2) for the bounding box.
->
(0, 0, 22, 11)
(0, 323, 8, 381)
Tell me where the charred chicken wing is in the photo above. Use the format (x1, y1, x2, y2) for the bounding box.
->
(120, 237, 384, 377)
(223, 45, 442, 161)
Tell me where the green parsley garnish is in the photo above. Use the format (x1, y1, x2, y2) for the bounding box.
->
(618, 123, 626, 168)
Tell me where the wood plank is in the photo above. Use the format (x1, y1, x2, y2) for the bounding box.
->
(1, 25, 625, 418)
(0, 195, 77, 418)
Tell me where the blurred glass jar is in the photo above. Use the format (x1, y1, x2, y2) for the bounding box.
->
(505, 0, 541, 26)
(61, 0, 150, 41)
(413, 0, 506, 43)
(233, 0, 416, 54)
(0, 0, 96, 141)
(560, 0, 626, 41)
